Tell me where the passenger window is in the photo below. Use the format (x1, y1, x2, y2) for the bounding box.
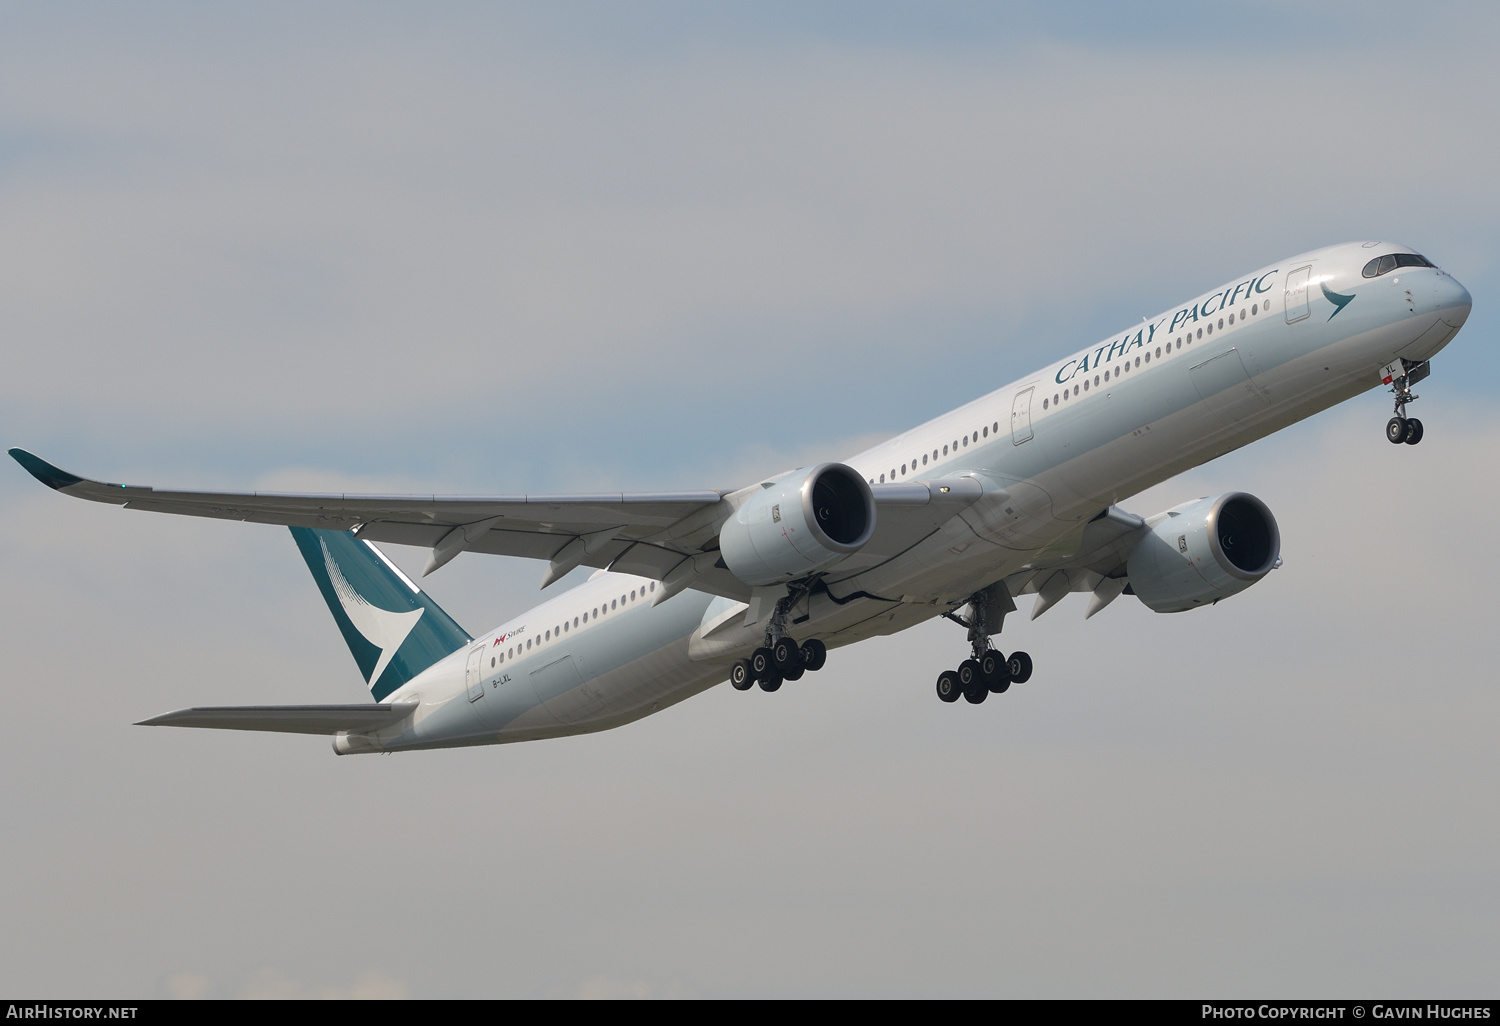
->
(982, 426, 988, 438)
(1252, 303, 1258, 315)
(922, 454, 928, 465)
(1196, 328, 1202, 339)
(1155, 347, 1161, 357)
(1206, 323, 1213, 335)
(491, 656, 496, 668)
(993, 422, 999, 433)
(1083, 378, 1090, 391)
(1144, 352, 1150, 363)
(1043, 398, 1049, 409)
(962, 437, 968, 446)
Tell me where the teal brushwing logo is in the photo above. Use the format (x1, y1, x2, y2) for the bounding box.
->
(1322, 282, 1355, 320)
(321, 538, 425, 688)
(289, 527, 472, 700)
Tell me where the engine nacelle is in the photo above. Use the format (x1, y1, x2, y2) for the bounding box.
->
(719, 463, 876, 587)
(1126, 492, 1280, 613)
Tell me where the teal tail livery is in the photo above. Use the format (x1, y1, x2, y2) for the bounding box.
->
(291, 527, 471, 701)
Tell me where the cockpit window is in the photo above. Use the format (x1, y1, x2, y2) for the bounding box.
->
(1363, 253, 1434, 277)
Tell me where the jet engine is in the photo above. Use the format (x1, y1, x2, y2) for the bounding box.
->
(719, 463, 876, 587)
(1126, 492, 1280, 612)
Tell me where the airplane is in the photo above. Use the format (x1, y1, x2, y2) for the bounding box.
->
(9, 241, 1472, 754)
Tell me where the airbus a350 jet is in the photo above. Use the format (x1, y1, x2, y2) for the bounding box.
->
(11, 241, 1472, 753)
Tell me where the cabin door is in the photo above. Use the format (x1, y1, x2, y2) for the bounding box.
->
(1285, 266, 1312, 323)
(465, 645, 486, 703)
(1011, 387, 1035, 444)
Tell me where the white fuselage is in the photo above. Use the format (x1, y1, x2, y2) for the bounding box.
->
(340, 242, 1471, 753)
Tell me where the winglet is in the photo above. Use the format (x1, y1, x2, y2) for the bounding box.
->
(8, 448, 84, 490)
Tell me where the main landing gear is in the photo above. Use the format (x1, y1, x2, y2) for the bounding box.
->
(729, 637, 828, 693)
(935, 583, 1033, 706)
(1382, 359, 1431, 446)
(934, 650, 1033, 705)
(728, 583, 829, 693)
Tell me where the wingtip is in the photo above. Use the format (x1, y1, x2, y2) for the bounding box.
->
(8, 448, 84, 490)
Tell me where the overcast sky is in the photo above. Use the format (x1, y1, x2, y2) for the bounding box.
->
(2, 1, 1497, 998)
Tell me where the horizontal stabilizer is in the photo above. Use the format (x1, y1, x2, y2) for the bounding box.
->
(137, 699, 418, 735)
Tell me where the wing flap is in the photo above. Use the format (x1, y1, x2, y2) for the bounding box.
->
(137, 699, 419, 735)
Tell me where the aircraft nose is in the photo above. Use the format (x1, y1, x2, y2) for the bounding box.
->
(1435, 272, 1472, 327)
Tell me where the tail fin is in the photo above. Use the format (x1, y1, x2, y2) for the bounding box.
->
(290, 527, 471, 701)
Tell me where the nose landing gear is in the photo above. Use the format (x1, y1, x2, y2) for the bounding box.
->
(1381, 359, 1431, 445)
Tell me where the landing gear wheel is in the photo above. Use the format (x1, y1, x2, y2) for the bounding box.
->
(772, 637, 804, 675)
(730, 659, 754, 691)
(986, 654, 1011, 693)
(962, 677, 989, 704)
(800, 639, 827, 672)
(750, 647, 774, 682)
(1006, 651, 1033, 685)
(1403, 418, 1424, 445)
(783, 663, 805, 682)
(958, 659, 980, 689)
(1387, 416, 1408, 444)
(936, 670, 961, 703)
(758, 674, 783, 693)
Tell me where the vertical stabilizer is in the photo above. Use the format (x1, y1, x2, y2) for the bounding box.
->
(290, 527, 471, 701)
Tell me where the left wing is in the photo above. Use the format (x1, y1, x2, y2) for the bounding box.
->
(10, 450, 990, 603)
(9, 448, 748, 597)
